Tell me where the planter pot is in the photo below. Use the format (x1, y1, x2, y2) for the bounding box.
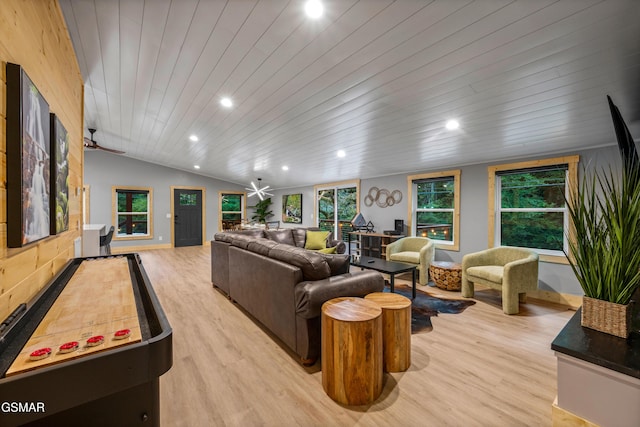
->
(581, 296, 632, 338)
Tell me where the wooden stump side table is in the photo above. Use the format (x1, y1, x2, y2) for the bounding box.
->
(429, 261, 463, 291)
(364, 292, 412, 372)
(321, 297, 383, 406)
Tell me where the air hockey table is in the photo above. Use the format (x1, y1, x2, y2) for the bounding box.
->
(0, 253, 172, 426)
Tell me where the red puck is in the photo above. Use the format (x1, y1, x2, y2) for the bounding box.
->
(59, 341, 79, 354)
(86, 335, 104, 347)
(114, 329, 131, 340)
(29, 347, 52, 361)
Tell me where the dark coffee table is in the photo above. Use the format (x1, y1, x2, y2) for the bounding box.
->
(351, 256, 417, 299)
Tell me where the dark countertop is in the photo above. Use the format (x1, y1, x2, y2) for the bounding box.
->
(551, 308, 640, 379)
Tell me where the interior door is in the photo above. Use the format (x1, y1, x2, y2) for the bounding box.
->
(174, 189, 202, 247)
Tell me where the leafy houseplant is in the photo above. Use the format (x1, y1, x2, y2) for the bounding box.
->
(250, 197, 274, 223)
(565, 100, 640, 337)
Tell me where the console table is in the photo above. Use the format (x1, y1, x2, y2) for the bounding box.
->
(348, 231, 403, 259)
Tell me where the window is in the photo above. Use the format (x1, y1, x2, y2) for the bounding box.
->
(407, 170, 460, 251)
(112, 186, 153, 240)
(488, 155, 579, 263)
(314, 180, 359, 241)
(219, 192, 245, 230)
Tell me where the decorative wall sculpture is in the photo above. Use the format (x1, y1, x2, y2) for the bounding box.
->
(364, 187, 403, 208)
(282, 193, 302, 223)
(6, 63, 51, 247)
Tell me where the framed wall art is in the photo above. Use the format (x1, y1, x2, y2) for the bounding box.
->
(6, 63, 51, 247)
(50, 114, 69, 235)
(282, 193, 302, 223)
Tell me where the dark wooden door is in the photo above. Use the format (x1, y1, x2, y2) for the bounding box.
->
(174, 189, 202, 247)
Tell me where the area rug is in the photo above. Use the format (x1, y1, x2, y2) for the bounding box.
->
(383, 285, 476, 334)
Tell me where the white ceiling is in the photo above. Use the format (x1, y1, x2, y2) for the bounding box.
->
(60, 0, 640, 189)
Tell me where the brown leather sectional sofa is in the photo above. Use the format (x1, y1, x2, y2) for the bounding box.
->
(211, 228, 384, 364)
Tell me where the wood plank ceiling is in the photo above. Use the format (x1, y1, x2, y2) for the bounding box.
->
(60, 0, 640, 188)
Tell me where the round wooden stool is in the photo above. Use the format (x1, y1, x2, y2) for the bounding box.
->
(364, 292, 412, 372)
(321, 297, 383, 406)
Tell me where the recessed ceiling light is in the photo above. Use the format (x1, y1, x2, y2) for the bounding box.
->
(337, 150, 346, 158)
(304, 0, 323, 19)
(282, 165, 289, 171)
(189, 134, 198, 142)
(194, 165, 200, 169)
(220, 97, 233, 108)
(445, 119, 460, 130)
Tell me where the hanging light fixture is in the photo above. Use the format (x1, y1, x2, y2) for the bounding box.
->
(245, 178, 273, 201)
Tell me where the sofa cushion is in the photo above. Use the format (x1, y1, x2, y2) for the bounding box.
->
(265, 229, 295, 246)
(304, 230, 330, 250)
(246, 238, 279, 256)
(318, 253, 350, 275)
(268, 244, 331, 280)
(291, 228, 307, 248)
(229, 234, 256, 249)
(389, 251, 420, 264)
(467, 265, 504, 284)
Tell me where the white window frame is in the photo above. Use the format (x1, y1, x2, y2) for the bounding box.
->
(488, 155, 579, 264)
(112, 186, 153, 241)
(313, 179, 360, 238)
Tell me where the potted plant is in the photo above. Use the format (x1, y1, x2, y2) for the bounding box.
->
(565, 98, 640, 338)
(250, 197, 274, 224)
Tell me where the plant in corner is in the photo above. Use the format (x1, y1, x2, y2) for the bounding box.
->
(250, 197, 274, 224)
(565, 98, 640, 338)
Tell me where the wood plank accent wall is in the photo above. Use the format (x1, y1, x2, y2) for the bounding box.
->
(0, 0, 84, 320)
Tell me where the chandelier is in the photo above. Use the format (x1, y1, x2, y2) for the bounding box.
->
(245, 178, 273, 201)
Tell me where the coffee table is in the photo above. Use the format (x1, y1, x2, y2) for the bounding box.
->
(351, 256, 417, 299)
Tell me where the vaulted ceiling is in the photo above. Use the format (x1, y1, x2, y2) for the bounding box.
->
(60, 0, 640, 189)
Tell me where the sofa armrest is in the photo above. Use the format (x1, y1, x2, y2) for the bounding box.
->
(328, 239, 346, 254)
(294, 271, 384, 319)
(462, 249, 494, 270)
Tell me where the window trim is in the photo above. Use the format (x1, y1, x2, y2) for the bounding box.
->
(111, 186, 153, 241)
(407, 170, 461, 251)
(488, 155, 579, 264)
(218, 191, 246, 230)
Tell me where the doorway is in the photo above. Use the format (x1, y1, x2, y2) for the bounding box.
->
(172, 188, 204, 247)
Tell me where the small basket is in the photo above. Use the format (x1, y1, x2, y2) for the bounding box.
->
(581, 296, 632, 339)
(429, 262, 462, 291)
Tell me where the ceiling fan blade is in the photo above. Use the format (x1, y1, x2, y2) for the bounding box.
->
(95, 145, 125, 154)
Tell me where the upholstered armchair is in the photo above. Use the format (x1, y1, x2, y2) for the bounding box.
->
(461, 247, 539, 315)
(386, 237, 435, 285)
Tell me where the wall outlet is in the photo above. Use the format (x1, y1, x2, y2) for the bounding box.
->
(159, 236, 163, 241)
(166, 213, 171, 219)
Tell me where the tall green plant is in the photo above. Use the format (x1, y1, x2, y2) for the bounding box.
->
(566, 165, 640, 304)
(250, 197, 273, 223)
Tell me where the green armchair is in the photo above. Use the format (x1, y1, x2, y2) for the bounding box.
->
(386, 237, 435, 285)
(461, 247, 539, 314)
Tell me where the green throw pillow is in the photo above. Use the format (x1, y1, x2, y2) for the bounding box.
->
(317, 246, 337, 254)
(305, 230, 330, 250)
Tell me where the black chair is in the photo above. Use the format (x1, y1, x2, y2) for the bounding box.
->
(100, 226, 115, 255)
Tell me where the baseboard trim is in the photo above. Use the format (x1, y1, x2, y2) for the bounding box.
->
(111, 243, 173, 253)
(552, 397, 600, 427)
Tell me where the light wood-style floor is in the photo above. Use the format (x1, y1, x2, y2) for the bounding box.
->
(138, 246, 575, 427)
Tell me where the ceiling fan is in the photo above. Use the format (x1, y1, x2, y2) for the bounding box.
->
(83, 128, 125, 154)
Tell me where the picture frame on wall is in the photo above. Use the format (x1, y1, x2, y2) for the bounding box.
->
(282, 193, 302, 223)
(6, 63, 51, 247)
(50, 114, 70, 235)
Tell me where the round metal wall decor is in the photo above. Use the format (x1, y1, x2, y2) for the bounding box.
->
(364, 187, 403, 208)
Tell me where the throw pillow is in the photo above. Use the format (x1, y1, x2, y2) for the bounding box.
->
(317, 246, 337, 254)
(305, 230, 330, 250)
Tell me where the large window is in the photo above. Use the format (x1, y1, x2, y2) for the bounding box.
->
(112, 186, 153, 240)
(219, 192, 245, 230)
(407, 170, 460, 250)
(314, 180, 359, 241)
(488, 155, 579, 263)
